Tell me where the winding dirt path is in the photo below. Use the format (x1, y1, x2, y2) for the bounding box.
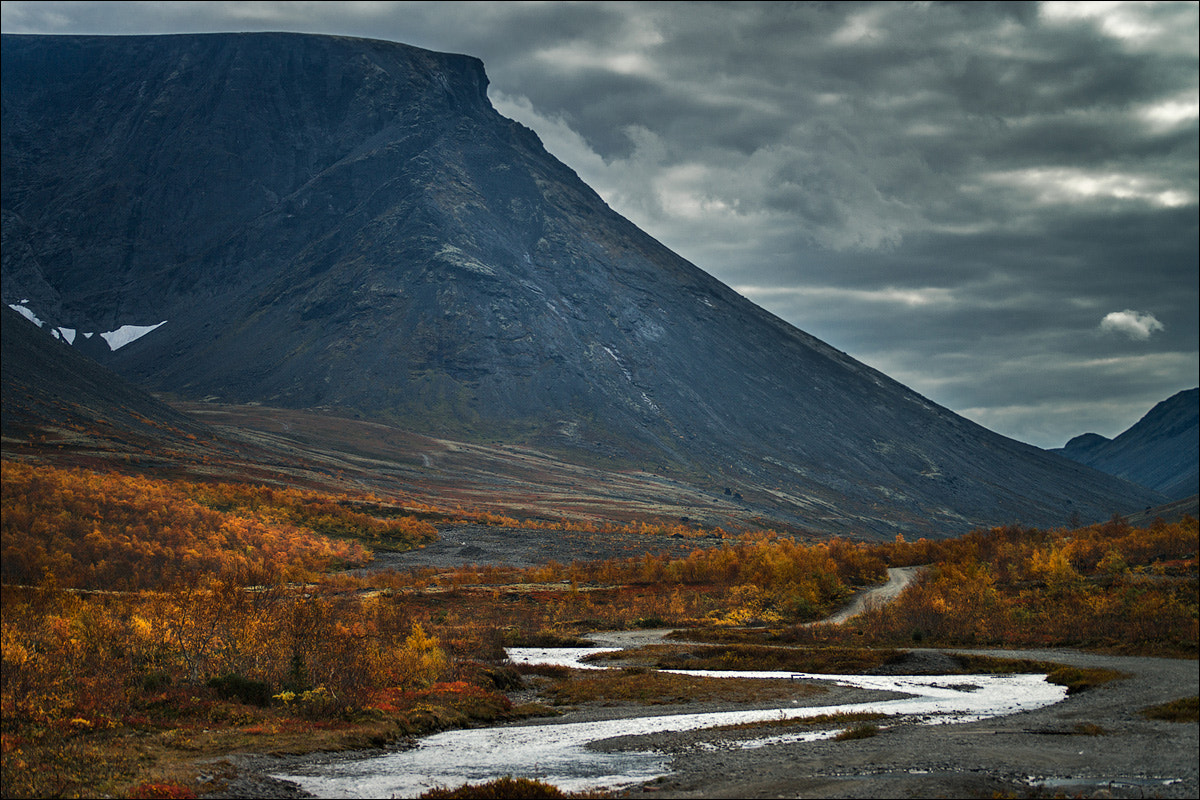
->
(819, 565, 924, 624)
(587, 565, 925, 650)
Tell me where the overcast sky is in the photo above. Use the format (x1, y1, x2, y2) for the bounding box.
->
(3, 1, 1197, 448)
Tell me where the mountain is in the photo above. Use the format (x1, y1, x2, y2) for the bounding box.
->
(1056, 389, 1199, 501)
(0, 32, 1165, 538)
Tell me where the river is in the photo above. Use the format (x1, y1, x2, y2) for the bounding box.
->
(273, 644, 1067, 798)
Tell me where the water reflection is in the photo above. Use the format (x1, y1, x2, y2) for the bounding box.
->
(275, 646, 1067, 798)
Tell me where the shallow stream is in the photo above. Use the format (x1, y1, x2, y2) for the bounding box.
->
(274, 645, 1067, 798)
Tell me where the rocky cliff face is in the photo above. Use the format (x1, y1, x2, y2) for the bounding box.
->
(1056, 389, 1199, 501)
(1, 33, 1165, 537)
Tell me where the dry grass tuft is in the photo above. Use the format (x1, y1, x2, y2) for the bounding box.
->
(834, 723, 880, 741)
(1141, 696, 1199, 722)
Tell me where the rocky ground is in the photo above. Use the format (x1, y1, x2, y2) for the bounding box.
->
(599, 647, 1198, 799)
(361, 524, 727, 572)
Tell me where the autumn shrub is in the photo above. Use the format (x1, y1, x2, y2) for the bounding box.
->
(1, 461, 372, 589)
(0, 577, 466, 732)
(185, 482, 438, 549)
(1044, 666, 1127, 694)
(453, 661, 523, 692)
(417, 776, 578, 799)
(793, 518, 1198, 655)
(505, 629, 593, 648)
(206, 673, 273, 707)
(834, 723, 880, 740)
(631, 643, 901, 674)
(125, 781, 199, 799)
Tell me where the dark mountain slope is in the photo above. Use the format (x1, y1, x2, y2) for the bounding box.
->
(1056, 389, 1199, 501)
(0, 33, 1164, 537)
(1, 304, 208, 450)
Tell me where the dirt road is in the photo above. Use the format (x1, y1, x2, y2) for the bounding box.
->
(817, 565, 924, 624)
(582, 570, 1199, 798)
(588, 568, 1198, 798)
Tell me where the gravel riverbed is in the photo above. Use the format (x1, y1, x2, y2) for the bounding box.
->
(605, 648, 1198, 799)
(205, 645, 1197, 800)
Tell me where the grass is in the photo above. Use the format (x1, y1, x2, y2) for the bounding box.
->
(1140, 696, 1199, 722)
(586, 644, 1132, 687)
(1043, 665, 1128, 694)
(506, 629, 595, 647)
(583, 642, 903, 674)
(947, 654, 1129, 693)
(540, 667, 826, 706)
(417, 776, 609, 798)
(709, 711, 888, 733)
(834, 723, 880, 741)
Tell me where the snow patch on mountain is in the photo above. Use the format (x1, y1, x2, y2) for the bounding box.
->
(99, 322, 167, 350)
(8, 303, 44, 327)
(7, 302, 165, 351)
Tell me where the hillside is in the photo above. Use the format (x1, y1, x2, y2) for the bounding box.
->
(0, 32, 1165, 538)
(1056, 388, 1199, 501)
(1, 304, 209, 453)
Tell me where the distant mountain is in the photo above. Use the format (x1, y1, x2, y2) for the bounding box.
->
(0, 32, 1165, 537)
(1056, 389, 1199, 501)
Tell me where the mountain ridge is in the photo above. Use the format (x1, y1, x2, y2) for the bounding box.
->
(1055, 388, 1199, 501)
(0, 32, 1166, 537)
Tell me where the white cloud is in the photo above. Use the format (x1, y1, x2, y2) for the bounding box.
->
(981, 167, 1196, 209)
(736, 284, 956, 309)
(1040, 1, 1199, 54)
(1137, 92, 1200, 131)
(1099, 309, 1165, 340)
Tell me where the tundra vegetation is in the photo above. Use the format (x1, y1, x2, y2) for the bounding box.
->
(1, 459, 1196, 798)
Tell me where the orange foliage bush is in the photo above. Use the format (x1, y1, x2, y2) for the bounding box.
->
(184, 482, 437, 548)
(0, 461, 445, 589)
(126, 781, 198, 799)
(795, 517, 1198, 654)
(0, 579, 459, 729)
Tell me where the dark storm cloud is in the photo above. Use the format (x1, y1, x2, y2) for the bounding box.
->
(2, 1, 1196, 447)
